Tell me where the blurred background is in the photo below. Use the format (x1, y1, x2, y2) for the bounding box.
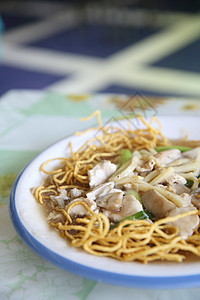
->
(1, 0, 200, 97)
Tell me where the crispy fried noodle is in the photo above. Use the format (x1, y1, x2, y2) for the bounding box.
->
(34, 111, 200, 263)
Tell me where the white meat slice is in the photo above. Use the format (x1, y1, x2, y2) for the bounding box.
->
(50, 188, 69, 208)
(164, 173, 187, 185)
(103, 194, 143, 222)
(65, 197, 97, 217)
(96, 189, 124, 211)
(166, 205, 199, 239)
(88, 160, 117, 187)
(154, 149, 181, 166)
(136, 158, 155, 173)
(174, 184, 190, 195)
(182, 147, 200, 159)
(86, 181, 114, 201)
(142, 189, 176, 218)
(47, 211, 65, 223)
(69, 188, 85, 199)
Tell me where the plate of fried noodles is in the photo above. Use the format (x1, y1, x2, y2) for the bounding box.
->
(10, 112, 200, 289)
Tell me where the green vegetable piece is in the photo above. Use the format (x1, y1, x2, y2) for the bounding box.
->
(127, 190, 142, 203)
(110, 210, 150, 230)
(155, 145, 192, 153)
(185, 179, 194, 188)
(144, 210, 155, 220)
(121, 149, 132, 165)
(118, 149, 132, 168)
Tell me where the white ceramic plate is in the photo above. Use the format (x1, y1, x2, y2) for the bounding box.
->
(10, 115, 200, 289)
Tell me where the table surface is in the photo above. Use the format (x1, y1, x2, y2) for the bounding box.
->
(1, 90, 200, 300)
(1, 2, 200, 98)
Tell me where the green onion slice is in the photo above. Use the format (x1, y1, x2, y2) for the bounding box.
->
(155, 145, 192, 153)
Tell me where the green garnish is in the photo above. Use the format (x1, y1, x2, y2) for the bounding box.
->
(185, 179, 194, 188)
(110, 210, 152, 230)
(118, 149, 132, 168)
(155, 145, 192, 153)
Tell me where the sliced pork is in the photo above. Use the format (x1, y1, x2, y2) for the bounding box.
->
(88, 160, 117, 187)
(142, 189, 176, 218)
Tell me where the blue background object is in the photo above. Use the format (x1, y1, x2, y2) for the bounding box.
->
(0, 1, 200, 97)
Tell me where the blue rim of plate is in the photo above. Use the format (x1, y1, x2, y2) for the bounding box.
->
(9, 128, 200, 290)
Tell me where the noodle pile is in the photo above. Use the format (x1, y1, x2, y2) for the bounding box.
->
(51, 201, 200, 263)
(34, 111, 200, 263)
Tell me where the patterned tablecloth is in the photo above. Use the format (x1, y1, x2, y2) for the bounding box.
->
(1, 90, 200, 300)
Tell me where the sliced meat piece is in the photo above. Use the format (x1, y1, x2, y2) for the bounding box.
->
(86, 181, 114, 201)
(164, 173, 187, 185)
(47, 211, 65, 223)
(154, 149, 181, 166)
(96, 189, 124, 211)
(103, 194, 143, 222)
(166, 205, 199, 239)
(50, 188, 69, 208)
(88, 160, 117, 187)
(69, 188, 85, 199)
(182, 147, 200, 159)
(174, 184, 190, 195)
(142, 189, 176, 218)
(136, 158, 155, 173)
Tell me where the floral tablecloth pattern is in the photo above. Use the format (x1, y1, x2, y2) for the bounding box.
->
(1, 90, 200, 300)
